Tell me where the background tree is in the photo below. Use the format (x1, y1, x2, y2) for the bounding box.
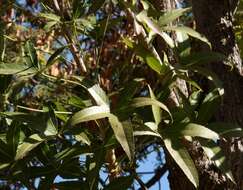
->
(0, 0, 242, 189)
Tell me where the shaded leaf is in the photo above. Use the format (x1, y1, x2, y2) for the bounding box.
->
(180, 52, 225, 67)
(200, 139, 235, 183)
(46, 46, 66, 68)
(198, 89, 221, 123)
(162, 123, 219, 140)
(53, 181, 88, 190)
(207, 122, 243, 137)
(104, 176, 134, 190)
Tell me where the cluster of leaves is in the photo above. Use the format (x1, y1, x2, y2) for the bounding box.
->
(0, 0, 242, 189)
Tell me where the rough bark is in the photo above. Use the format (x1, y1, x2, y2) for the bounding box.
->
(158, 0, 243, 190)
(168, 0, 243, 190)
(191, 1, 243, 189)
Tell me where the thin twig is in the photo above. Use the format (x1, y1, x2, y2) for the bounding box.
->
(138, 165, 168, 190)
(135, 175, 148, 190)
(16, 105, 73, 115)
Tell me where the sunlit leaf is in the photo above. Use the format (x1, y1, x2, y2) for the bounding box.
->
(136, 11, 174, 47)
(165, 26, 211, 47)
(109, 115, 133, 161)
(0, 63, 36, 75)
(87, 84, 110, 107)
(70, 106, 110, 126)
(163, 138, 199, 188)
(148, 85, 162, 125)
(39, 13, 61, 22)
(75, 133, 91, 145)
(15, 134, 46, 160)
(159, 8, 191, 26)
(131, 97, 172, 119)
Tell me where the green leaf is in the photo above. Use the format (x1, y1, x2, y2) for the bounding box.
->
(166, 26, 211, 47)
(0, 163, 10, 171)
(104, 176, 134, 190)
(133, 122, 160, 137)
(6, 124, 20, 156)
(1, 111, 57, 136)
(136, 11, 174, 47)
(200, 140, 235, 183)
(122, 38, 167, 74)
(15, 134, 46, 160)
(45, 117, 58, 136)
(87, 84, 109, 107)
(0, 63, 36, 75)
(148, 85, 162, 125)
(70, 106, 133, 160)
(207, 122, 243, 137)
(131, 97, 172, 119)
(122, 121, 135, 160)
(109, 115, 133, 161)
(54, 144, 90, 162)
(44, 21, 58, 31)
(75, 133, 91, 145)
(180, 52, 225, 67)
(159, 8, 191, 26)
(53, 181, 88, 190)
(46, 46, 66, 68)
(39, 13, 60, 22)
(0, 140, 12, 161)
(88, 0, 106, 14)
(198, 89, 221, 123)
(24, 41, 39, 69)
(163, 138, 199, 188)
(163, 123, 219, 140)
(190, 66, 223, 89)
(116, 78, 143, 109)
(70, 106, 110, 126)
(145, 54, 165, 74)
(0, 25, 6, 61)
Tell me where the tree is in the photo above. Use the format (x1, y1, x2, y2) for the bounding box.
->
(167, 0, 243, 189)
(0, 0, 242, 189)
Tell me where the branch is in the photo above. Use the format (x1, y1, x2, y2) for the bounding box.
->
(52, 0, 87, 74)
(138, 165, 167, 190)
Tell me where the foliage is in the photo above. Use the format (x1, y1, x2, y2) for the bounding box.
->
(0, 0, 241, 189)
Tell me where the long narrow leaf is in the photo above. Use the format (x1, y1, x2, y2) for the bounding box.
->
(136, 11, 174, 47)
(131, 97, 172, 119)
(70, 106, 110, 126)
(163, 138, 199, 188)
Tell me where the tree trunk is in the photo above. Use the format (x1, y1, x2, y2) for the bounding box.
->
(167, 0, 243, 190)
(192, 0, 243, 189)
